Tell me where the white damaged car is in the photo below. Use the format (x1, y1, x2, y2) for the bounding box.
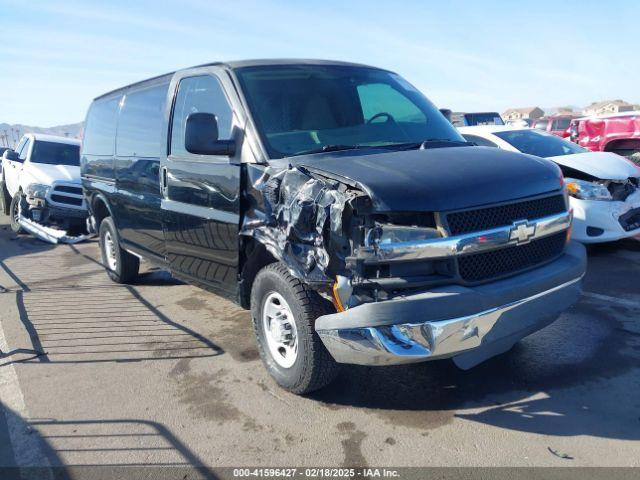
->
(459, 126, 640, 243)
(1, 133, 88, 241)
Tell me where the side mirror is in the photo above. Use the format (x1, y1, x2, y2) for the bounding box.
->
(185, 113, 235, 156)
(4, 149, 19, 162)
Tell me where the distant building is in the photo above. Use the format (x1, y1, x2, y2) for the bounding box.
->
(583, 100, 634, 116)
(555, 107, 576, 116)
(502, 107, 544, 122)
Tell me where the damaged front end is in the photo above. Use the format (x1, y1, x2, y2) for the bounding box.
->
(17, 185, 92, 244)
(241, 165, 585, 368)
(241, 164, 367, 307)
(241, 163, 457, 311)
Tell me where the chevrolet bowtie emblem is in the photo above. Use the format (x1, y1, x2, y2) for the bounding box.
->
(509, 220, 536, 245)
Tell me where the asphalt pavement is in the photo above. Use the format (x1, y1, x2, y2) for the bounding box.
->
(0, 215, 639, 476)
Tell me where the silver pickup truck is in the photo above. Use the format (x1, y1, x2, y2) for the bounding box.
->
(1, 133, 88, 240)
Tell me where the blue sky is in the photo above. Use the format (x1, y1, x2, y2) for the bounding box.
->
(0, 0, 637, 126)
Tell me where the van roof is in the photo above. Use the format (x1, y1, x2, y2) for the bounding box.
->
(93, 58, 382, 101)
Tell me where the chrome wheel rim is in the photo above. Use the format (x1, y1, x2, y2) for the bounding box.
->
(103, 231, 118, 271)
(262, 292, 298, 368)
(12, 197, 20, 224)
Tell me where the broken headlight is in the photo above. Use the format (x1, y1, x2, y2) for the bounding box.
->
(565, 178, 612, 201)
(26, 183, 50, 199)
(366, 224, 442, 246)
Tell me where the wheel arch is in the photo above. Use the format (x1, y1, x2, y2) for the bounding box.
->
(90, 193, 115, 230)
(238, 236, 278, 309)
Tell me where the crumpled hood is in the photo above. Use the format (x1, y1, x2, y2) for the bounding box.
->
(23, 163, 81, 186)
(548, 151, 640, 181)
(291, 146, 562, 212)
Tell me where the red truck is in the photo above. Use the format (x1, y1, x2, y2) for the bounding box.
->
(569, 112, 640, 164)
(532, 115, 577, 138)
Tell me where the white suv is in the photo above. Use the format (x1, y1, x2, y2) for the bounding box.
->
(1, 133, 87, 233)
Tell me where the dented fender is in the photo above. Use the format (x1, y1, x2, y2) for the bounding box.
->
(241, 164, 365, 286)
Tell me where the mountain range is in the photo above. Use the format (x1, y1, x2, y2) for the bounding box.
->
(0, 122, 83, 147)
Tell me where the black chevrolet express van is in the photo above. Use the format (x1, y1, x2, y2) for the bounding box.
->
(81, 59, 586, 394)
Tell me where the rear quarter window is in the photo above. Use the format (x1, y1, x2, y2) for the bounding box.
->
(83, 97, 120, 156)
(82, 96, 121, 178)
(116, 84, 169, 158)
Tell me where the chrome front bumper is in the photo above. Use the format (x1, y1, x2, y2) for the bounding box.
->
(316, 241, 586, 368)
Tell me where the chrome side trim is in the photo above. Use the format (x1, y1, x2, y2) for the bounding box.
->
(316, 274, 584, 366)
(161, 199, 240, 224)
(358, 211, 571, 262)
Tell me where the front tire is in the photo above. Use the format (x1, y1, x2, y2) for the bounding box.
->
(9, 193, 24, 233)
(251, 262, 339, 394)
(99, 216, 140, 284)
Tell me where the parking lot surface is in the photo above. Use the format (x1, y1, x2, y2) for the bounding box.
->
(0, 215, 639, 471)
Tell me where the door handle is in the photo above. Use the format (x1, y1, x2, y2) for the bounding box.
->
(161, 166, 168, 196)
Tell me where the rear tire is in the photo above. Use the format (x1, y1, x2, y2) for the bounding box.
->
(99, 216, 139, 284)
(251, 262, 339, 394)
(0, 179, 11, 216)
(9, 193, 24, 234)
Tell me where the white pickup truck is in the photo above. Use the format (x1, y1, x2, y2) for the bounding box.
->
(1, 133, 87, 236)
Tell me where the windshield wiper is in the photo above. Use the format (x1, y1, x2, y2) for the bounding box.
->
(419, 139, 473, 150)
(294, 139, 472, 157)
(295, 144, 374, 156)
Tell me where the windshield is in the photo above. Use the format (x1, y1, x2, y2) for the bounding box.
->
(31, 141, 80, 166)
(533, 120, 549, 130)
(236, 65, 464, 159)
(494, 129, 588, 158)
(464, 113, 504, 126)
(553, 118, 571, 130)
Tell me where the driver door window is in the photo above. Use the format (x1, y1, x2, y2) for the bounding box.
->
(18, 139, 31, 162)
(170, 75, 233, 158)
(11, 138, 27, 163)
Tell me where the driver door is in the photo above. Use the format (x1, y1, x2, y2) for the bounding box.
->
(160, 68, 242, 295)
(5, 137, 30, 196)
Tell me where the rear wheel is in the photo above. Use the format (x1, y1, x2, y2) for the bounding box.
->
(99, 216, 140, 284)
(9, 193, 24, 234)
(0, 179, 11, 216)
(251, 262, 339, 394)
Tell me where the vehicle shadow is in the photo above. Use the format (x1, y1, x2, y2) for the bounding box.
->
(0, 400, 63, 479)
(312, 238, 640, 441)
(0, 229, 223, 366)
(0, 401, 219, 479)
(30, 418, 220, 479)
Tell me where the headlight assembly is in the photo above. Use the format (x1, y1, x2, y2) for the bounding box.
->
(565, 178, 612, 201)
(26, 183, 50, 199)
(366, 224, 442, 246)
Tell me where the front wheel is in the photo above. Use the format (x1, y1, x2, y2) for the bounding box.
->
(9, 193, 24, 233)
(251, 263, 339, 394)
(99, 216, 140, 284)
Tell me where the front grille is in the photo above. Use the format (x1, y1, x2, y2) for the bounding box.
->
(54, 185, 83, 195)
(619, 207, 640, 232)
(458, 231, 567, 283)
(446, 194, 566, 236)
(51, 194, 83, 206)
